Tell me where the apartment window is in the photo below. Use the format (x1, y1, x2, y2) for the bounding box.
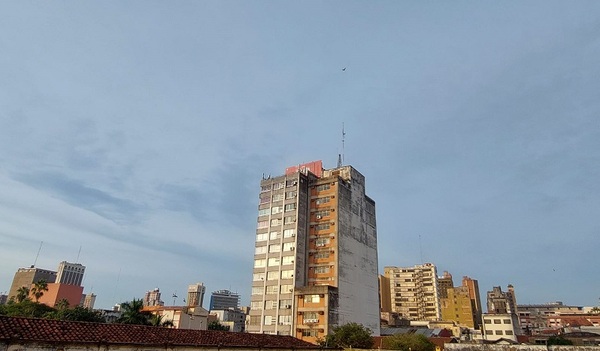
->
(485, 330, 493, 335)
(281, 270, 294, 279)
(505, 330, 514, 335)
(266, 286, 278, 295)
(254, 259, 266, 268)
(495, 330, 503, 335)
(284, 203, 296, 212)
(494, 319, 501, 324)
(283, 242, 295, 251)
(268, 258, 280, 266)
(503, 319, 511, 324)
(255, 246, 267, 254)
(286, 191, 297, 199)
(314, 266, 330, 274)
(279, 299, 292, 309)
(302, 329, 318, 337)
(249, 316, 261, 325)
(273, 182, 284, 190)
(271, 219, 281, 226)
(267, 271, 279, 280)
(251, 287, 264, 295)
(314, 251, 330, 259)
(281, 285, 293, 293)
(272, 194, 284, 201)
(256, 233, 268, 241)
(264, 315, 274, 325)
(286, 180, 297, 187)
(253, 272, 265, 281)
(257, 221, 268, 229)
(304, 312, 319, 323)
(315, 197, 330, 205)
(283, 229, 296, 238)
(484, 319, 491, 324)
(315, 223, 330, 231)
(279, 315, 292, 325)
(284, 216, 296, 224)
(269, 244, 281, 253)
(315, 238, 330, 247)
(304, 294, 320, 303)
(250, 301, 262, 310)
(258, 208, 270, 217)
(282, 256, 294, 265)
(269, 231, 280, 240)
(314, 210, 330, 218)
(260, 195, 270, 204)
(260, 185, 272, 192)
(316, 184, 330, 191)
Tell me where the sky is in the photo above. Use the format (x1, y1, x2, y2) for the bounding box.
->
(1, 1, 599, 310)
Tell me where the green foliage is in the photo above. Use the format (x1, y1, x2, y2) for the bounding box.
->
(45, 306, 106, 323)
(0, 300, 55, 318)
(116, 299, 152, 325)
(15, 286, 31, 303)
(31, 280, 49, 302)
(208, 320, 230, 331)
(383, 333, 436, 351)
(321, 322, 374, 349)
(149, 314, 174, 327)
(547, 336, 573, 345)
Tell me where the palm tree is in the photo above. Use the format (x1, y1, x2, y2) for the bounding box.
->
(30, 280, 48, 302)
(149, 314, 174, 327)
(117, 299, 151, 325)
(15, 286, 31, 303)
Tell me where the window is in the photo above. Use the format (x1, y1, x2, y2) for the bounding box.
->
(269, 244, 281, 253)
(255, 246, 267, 254)
(250, 301, 262, 309)
(260, 185, 271, 192)
(282, 256, 294, 265)
(258, 208, 270, 217)
(314, 210, 330, 218)
(281, 285, 293, 293)
(485, 330, 493, 335)
(273, 182, 284, 190)
(304, 294, 320, 303)
(315, 197, 330, 205)
(264, 315, 274, 325)
(280, 299, 292, 308)
(249, 316, 261, 325)
(484, 319, 491, 324)
(286, 191, 297, 199)
(283, 229, 295, 238)
(257, 221, 268, 229)
(315, 238, 330, 247)
(285, 203, 296, 212)
(254, 259, 266, 268)
(314, 266, 330, 274)
(284, 216, 296, 224)
(315, 223, 330, 231)
(260, 195, 270, 204)
(495, 330, 503, 335)
(271, 206, 282, 214)
(281, 270, 294, 279)
(279, 315, 292, 325)
(251, 287, 264, 295)
(272, 194, 284, 201)
(268, 258, 280, 266)
(302, 329, 318, 337)
(269, 231, 280, 240)
(253, 272, 265, 281)
(316, 184, 330, 191)
(314, 251, 330, 259)
(505, 330, 513, 335)
(494, 319, 501, 324)
(270, 218, 281, 226)
(267, 271, 279, 280)
(503, 319, 511, 324)
(256, 233, 268, 241)
(283, 242, 295, 251)
(286, 180, 297, 187)
(304, 312, 319, 323)
(266, 286, 278, 295)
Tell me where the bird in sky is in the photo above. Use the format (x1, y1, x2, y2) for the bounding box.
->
(342, 67, 346, 71)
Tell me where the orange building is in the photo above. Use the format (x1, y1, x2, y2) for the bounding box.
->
(36, 283, 83, 308)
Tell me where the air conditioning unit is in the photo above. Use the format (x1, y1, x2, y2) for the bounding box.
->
(285, 305, 292, 309)
(316, 215, 322, 219)
(291, 233, 296, 237)
(290, 247, 295, 250)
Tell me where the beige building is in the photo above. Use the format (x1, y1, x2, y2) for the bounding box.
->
(7, 266, 57, 301)
(383, 263, 441, 321)
(248, 161, 379, 342)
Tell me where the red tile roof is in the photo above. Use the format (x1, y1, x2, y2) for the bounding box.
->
(0, 316, 319, 349)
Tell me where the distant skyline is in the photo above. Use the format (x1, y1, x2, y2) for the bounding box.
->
(1, 1, 599, 309)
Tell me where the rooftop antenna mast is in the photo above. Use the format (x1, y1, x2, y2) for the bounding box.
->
(337, 123, 346, 168)
(76, 245, 82, 263)
(33, 241, 43, 267)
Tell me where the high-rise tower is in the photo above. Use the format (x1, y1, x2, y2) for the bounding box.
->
(56, 261, 85, 286)
(248, 161, 379, 342)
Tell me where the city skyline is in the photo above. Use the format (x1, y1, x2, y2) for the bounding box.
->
(1, 2, 599, 309)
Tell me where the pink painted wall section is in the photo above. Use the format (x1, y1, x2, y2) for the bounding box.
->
(37, 283, 84, 307)
(285, 160, 323, 177)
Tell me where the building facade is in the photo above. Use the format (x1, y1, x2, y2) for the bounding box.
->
(187, 283, 206, 308)
(209, 290, 240, 311)
(56, 261, 86, 286)
(383, 263, 441, 321)
(248, 161, 379, 342)
(7, 266, 57, 301)
(143, 288, 164, 307)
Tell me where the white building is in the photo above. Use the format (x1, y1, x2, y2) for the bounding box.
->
(481, 313, 518, 342)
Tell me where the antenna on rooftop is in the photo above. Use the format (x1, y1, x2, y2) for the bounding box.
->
(419, 235, 424, 264)
(337, 122, 346, 167)
(76, 245, 82, 263)
(33, 241, 43, 267)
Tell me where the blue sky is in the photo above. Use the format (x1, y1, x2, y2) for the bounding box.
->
(1, 1, 599, 310)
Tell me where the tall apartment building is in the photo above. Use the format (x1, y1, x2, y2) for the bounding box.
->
(437, 271, 454, 299)
(209, 290, 240, 311)
(248, 161, 379, 342)
(7, 266, 57, 301)
(462, 276, 483, 329)
(383, 263, 441, 321)
(56, 261, 85, 286)
(187, 283, 206, 308)
(441, 286, 476, 328)
(486, 285, 520, 333)
(143, 288, 164, 307)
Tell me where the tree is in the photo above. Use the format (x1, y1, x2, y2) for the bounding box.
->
(30, 280, 49, 302)
(321, 323, 374, 349)
(149, 314, 174, 327)
(15, 286, 31, 303)
(0, 299, 54, 318)
(208, 321, 230, 331)
(547, 336, 573, 345)
(383, 333, 436, 351)
(116, 299, 152, 325)
(45, 305, 106, 323)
